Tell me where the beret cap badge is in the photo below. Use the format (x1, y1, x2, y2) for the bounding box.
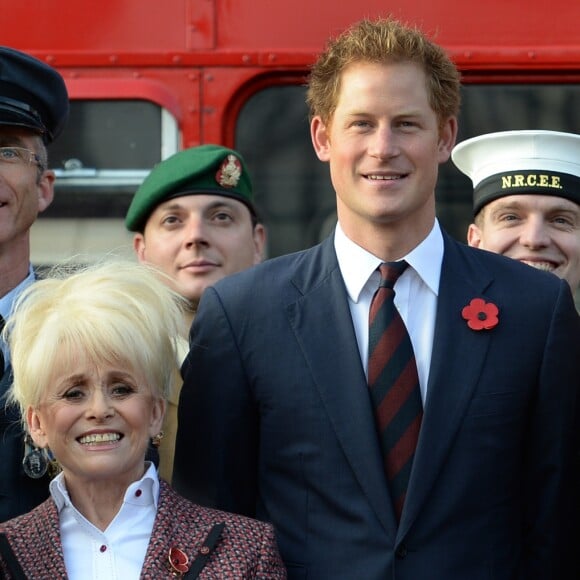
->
(216, 154, 242, 188)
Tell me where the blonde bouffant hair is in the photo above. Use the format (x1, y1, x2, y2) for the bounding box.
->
(4, 259, 188, 418)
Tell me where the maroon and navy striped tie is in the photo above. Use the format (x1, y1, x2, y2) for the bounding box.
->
(368, 261, 423, 521)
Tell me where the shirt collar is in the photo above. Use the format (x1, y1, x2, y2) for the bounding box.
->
(50, 462, 160, 512)
(334, 220, 443, 302)
(0, 265, 35, 319)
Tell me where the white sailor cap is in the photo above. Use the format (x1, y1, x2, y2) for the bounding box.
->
(451, 130, 580, 215)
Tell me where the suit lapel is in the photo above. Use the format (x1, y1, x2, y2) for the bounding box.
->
(398, 236, 495, 538)
(286, 237, 398, 538)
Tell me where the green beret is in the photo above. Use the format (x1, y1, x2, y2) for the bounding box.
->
(125, 144, 256, 232)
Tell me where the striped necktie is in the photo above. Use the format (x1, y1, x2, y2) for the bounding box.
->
(368, 261, 423, 521)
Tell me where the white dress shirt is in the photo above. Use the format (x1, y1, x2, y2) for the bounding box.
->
(0, 265, 34, 371)
(50, 462, 159, 580)
(334, 220, 443, 403)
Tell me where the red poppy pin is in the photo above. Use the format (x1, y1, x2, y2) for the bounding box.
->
(461, 298, 499, 331)
(168, 546, 189, 575)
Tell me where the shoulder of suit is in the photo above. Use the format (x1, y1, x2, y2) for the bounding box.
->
(453, 237, 562, 285)
(213, 241, 327, 293)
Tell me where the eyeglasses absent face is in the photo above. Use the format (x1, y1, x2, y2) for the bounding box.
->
(0, 146, 41, 167)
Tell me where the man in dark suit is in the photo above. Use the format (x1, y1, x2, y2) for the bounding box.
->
(0, 47, 69, 521)
(173, 18, 580, 579)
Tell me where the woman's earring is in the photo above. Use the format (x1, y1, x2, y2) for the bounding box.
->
(47, 448, 62, 479)
(22, 434, 48, 479)
(151, 431, 165, 448)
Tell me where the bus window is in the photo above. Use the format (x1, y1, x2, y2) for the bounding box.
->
(235, 86, 331, 259)
(31, 100, 179, 266)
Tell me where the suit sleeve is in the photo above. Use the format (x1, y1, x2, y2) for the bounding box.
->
(173, 287, 259, 517)
(521, 280, 580, 579)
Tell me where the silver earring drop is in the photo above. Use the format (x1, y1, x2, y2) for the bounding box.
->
(22, 434, 48, 479)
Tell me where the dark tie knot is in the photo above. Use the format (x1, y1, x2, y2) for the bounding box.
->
(378, 261, 408, 289)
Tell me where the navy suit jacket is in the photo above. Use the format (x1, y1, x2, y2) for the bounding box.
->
(174, 232, 580, 579)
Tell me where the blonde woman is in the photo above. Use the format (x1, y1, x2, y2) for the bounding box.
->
(0, 261, 285, 579)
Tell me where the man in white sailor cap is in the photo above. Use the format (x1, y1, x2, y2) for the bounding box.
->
(452, 130, 580, 293)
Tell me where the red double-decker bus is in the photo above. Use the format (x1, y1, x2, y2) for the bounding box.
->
(3, 0, 580, 265)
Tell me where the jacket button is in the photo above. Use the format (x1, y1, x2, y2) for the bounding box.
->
(396, 545, 408, 559)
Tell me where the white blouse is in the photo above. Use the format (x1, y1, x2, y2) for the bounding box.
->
(49, 463, 159, 580)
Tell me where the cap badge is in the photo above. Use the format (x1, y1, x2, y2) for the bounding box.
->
(216, 154, 242, 188)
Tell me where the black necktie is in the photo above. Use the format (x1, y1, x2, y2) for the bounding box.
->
(368, 261, 423, 520)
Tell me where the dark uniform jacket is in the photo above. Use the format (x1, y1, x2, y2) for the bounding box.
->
(0, 366, 50, 522)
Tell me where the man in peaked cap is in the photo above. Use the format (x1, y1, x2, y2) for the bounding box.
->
(452, 130, 580, 293)
(0, 47, 69, 521)
(126, 144, 266, 481)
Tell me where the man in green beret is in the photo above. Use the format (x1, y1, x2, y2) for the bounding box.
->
(125, 144, 266, 480)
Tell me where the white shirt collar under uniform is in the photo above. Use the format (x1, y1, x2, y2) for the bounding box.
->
(50, 462, 159, 580)
(0, 265, 34, 371)
(334, 220, 444, 403)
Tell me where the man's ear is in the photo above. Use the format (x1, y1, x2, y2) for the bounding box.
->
(467, 223, 482, 248)
(311, 116, 331, 162)
(134, 233, 147, 263)
(437, 116, 458, 164)
(26, 407, 49, 449)
(37, 170, 55, 213)
(252, 223, 267, 264)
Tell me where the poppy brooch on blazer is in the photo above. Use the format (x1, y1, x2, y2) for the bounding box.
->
(461, 298, 499, 331)
(168, 546, 190, 575)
